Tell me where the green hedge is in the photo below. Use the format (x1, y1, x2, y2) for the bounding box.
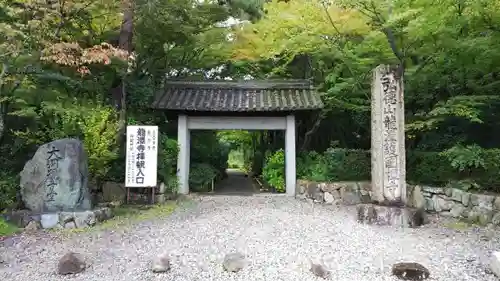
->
(297, 148, 500, 192)
(406, 150, 500, 190)
(296, 149, 371, 182)
(476, 150, 500, 189)
(0, 171, 19, 211)
(262, 149, 286, 192)
(406, 151, 457, 186)
(189, 163, 219, 192)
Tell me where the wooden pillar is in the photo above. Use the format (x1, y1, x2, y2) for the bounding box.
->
(371, 65, 406, 205)
(177, 114, 190, 195)
(285, 114, 296, 196)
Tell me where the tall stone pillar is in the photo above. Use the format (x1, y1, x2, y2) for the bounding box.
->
(371, 64, 406, 206)
(357, 65, 424, 228)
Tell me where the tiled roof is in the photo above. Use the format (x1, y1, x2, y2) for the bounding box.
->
(151, 80, 324, 112)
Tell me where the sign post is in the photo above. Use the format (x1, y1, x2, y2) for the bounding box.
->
(125, 125, 159, 204)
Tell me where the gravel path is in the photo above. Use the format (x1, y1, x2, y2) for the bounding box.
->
(1, 195, 499, 281)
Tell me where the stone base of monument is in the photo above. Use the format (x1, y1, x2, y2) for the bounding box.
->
(2, 207, 113, 230)
(356, 203, 425, 228)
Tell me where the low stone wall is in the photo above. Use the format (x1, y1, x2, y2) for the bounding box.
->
(296, 180, 500, 225)
(1, 207, 113, 230)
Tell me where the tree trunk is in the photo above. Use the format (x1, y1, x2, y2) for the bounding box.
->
(0, 101, 8, 142)
(114, 0, 134, 144)
(299, 111, 325, 152)
(0, 62, 14, 143)
(118, 1, 134, 53)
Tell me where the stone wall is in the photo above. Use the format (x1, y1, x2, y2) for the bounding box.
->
(296, 180, 500, 225)
(1, 207, 113, 230)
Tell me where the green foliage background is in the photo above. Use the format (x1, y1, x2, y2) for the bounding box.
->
(2, 0, 500, 210)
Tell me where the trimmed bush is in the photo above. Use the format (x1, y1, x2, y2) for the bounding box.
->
(297, 149, 370, 182)
(323, 148, 371, 181)
(406, 151, 457, 186)
(189, 163, 219, 192)
(262, 149, 285, 192)
(469, 149, 500, 191)
(0, 171, 19, 211)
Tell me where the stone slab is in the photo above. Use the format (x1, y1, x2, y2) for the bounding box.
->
(489, 251, 500, 278)
(41, 214, 60, 229)
(356, 203, 425, 228)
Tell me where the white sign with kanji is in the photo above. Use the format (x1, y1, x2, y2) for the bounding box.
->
(125, 125, 158, 187)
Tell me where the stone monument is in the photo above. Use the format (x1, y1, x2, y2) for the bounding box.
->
(356, 64, 424, 227)
(371, 64, 406, 205)
(20, 138, 92, 212)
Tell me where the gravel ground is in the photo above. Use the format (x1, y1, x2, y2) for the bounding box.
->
(1, 194, 499, 281)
